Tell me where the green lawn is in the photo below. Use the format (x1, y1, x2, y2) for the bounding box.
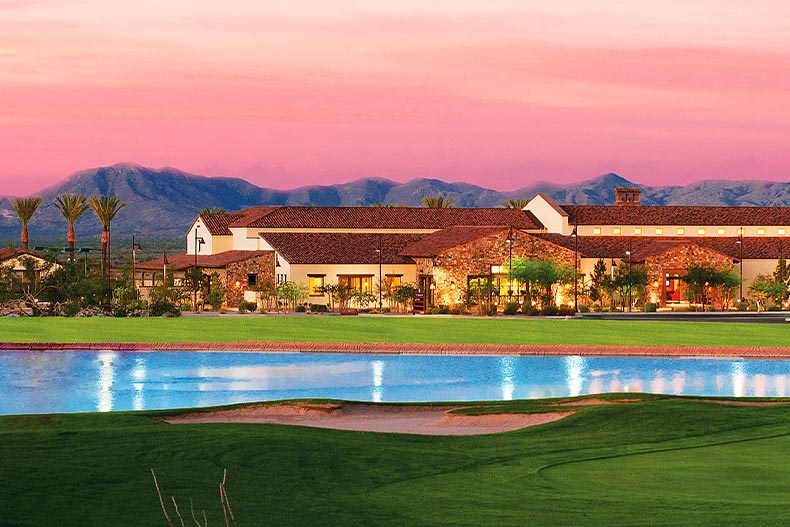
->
(0, 316, 788, 347)
(3, 396, 790, 526)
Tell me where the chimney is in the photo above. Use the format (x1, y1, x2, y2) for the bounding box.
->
(614, 187, 641, 206)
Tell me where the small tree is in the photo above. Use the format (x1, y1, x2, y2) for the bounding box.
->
(588, 258, 610, 306)
(277, 281, 308, 312)
(750, 274, 787, 310)
(612, 263, 648, 311)
(204, 272, 226, 311)
(390, 282, 417, 313)
(509, 257, 575, 309)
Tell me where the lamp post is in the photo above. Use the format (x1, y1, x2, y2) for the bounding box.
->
(625, 249, 632, 312)
(571, 225, 578, 313)
(376, 234, 383, 311)
(193, 227, 205, 311)
(736, 232, 743, 302)
(505, 227, 513, 299)
(131, 235, 142, 301)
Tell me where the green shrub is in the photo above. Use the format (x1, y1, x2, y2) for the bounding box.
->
(557, 305, 575, 316)
(295, 305, 307, 312)
(643, 302, 657, 312)
(502, 302, 520, 315)
(149, 300, 180, 317)
(237, 299, 257, 313)
(735, 301, 749, 311)
(449, 304, 468, 315)
(577, 304, 591, 313)
(310, 304, 329, 313)
(487, 305, 498, 316)
(541, 305, 559, 316)
(523, 304, 540, 316)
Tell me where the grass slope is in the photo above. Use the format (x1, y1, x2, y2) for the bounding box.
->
(3, 397, 790, 526)
(0, 317, 789, 347)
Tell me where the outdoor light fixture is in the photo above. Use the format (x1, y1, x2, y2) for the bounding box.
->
(376, 234, 383, 310)
(131, 235, 142, 301)
(736, 234, 743, 301)
(193, 227, 206, 311)
(450, 281, 456, 290)
(571, 225, 578, 313)
(625, 249, 632, 312)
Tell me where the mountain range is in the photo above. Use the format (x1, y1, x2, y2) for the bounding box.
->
(2, 163, 790, 246)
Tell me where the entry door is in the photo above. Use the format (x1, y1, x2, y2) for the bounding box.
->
(665, 272, 682, 303)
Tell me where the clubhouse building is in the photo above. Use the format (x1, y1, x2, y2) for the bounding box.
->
(137, 188, 790, 310)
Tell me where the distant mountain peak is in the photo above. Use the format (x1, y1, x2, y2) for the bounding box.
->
(3, 163, 790, 245)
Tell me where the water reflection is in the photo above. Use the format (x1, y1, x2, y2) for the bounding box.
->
(564, 356, 584, 397)
(500, 356, 515, 400)
(372, 360, 384, 403)
(97, 352, 115, 412)
(2, 352, 790, 415)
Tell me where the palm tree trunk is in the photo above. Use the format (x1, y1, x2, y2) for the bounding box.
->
(101, 227, 108, 274)
(21, 225, 29, 250)
(68, 224, 76, 259)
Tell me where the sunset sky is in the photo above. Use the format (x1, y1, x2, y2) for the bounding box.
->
(1, 1, 789, 194)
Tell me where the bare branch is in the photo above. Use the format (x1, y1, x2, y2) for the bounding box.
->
(151, 468, 175, 527)
(171, 496, 186, 527)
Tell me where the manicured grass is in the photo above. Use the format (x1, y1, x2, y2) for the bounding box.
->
(3, 396, 790, 526)
(0, 316, 789, 347)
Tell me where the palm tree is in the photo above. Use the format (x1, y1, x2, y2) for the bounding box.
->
(199, 207, 228, 214)
(501, 198, 528, 209)
(89, 195, 126, 277)
(10, 196, 43, 250)
(54, 194, 90, 255)
(421, 195, 454, 208)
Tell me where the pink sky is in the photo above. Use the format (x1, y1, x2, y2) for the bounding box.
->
(1, 0, 789, 195)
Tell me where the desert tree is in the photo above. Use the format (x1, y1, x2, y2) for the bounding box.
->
(53, 193, 90, 256)
(421, 195, 454, 208)
(9, 196, 42, 250)
(501, 198, 528, 209)
(88, 195, 126, 285)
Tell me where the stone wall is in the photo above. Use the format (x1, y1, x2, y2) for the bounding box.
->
(223, 253, 276, 308)
(424, 230, 576, 307)
(643, 244, 737, 306)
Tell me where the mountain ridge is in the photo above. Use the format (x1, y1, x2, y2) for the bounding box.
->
(1, 163, 790, 244)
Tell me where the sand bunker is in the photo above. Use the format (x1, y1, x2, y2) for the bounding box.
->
(163, 402, 575, 436)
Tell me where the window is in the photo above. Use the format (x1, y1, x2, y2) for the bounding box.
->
(717, 228, 726, 235)
(338, 275, 373, 292)
(634, 228, 642, 235)
(247, 273, 258, 287)
(676, 228, 685, 235)
(308, 274, 325, 295)
(697, 229, 705, 235)
(737, 228, 744, 235)
(277, 273, 288, 284)
(779, 229, 786, 235)
(613, 228, 621, 235)
(757, 228, 766, 235)
(655, 228, 663, 235)
(593, 227, 601, 235)
(385, 274, 402, 291)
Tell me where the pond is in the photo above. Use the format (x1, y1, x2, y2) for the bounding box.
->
(1, 351, 789, 415)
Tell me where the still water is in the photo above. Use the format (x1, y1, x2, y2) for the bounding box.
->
(1, 351, 789, 415)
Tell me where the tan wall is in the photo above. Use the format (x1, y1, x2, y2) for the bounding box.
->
(576, 225, 790, 237)
(525, 195, 567, 234)
(289, 263, 417, 306)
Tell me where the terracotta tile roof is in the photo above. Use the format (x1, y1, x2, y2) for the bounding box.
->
(537, 235, 790, 261)
(0, 248, 47, 261)
(564, 205, 790, 226)
(260, 232, 424, 265)
(238, 206, 542, 230)
(136, 250, 272, 271)
(399, 226, 510, 257)
(198, 206, 283, 235)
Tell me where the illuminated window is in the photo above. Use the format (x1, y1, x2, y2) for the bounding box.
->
(737, 228, 744, 235)
(717, 228, 726, 235)
(385, 274, 402, 291)
(676, 228, 685, 235)
(490, 265, 503, 274)
(593, 227, 601, 235)
(779, 229, 786, 235)
(697, 229, 705, 235)
(613, 228, 621, 235)
(308, 274, 325, 295)
(634, 228, 642, 235)
(655, 228, 663, 235)
(338, 275, 373, 292)
(757, 228, 766, 235)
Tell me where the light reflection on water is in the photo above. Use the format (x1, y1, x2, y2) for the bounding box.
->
(1, 352, 790, 415)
